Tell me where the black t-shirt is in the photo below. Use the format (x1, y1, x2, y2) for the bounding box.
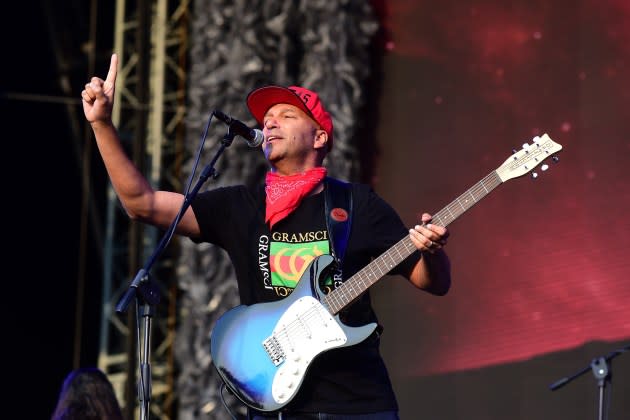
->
(191, 180, 421, 414)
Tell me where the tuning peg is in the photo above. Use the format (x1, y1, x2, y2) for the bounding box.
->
(552, 155, 560, 163)
(541, 164, 549, 171)
(531, 172, 539, 179)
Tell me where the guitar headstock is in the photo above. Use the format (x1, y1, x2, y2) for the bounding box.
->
(496, 133, 563, 182)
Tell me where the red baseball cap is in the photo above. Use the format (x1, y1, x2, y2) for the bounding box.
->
(246, 85, 334, 150)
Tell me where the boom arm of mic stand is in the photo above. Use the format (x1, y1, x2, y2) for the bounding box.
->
(548, 365, 590, 391)
(548, 344, 630, 391)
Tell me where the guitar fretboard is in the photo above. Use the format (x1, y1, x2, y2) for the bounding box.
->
(322, 170, 503, 315)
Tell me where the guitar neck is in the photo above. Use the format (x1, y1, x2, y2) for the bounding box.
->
(323, 170, 503, 315)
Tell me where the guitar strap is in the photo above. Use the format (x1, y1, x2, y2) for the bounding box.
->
(323, 177, 353, 268)
(324, 178, 384, 340)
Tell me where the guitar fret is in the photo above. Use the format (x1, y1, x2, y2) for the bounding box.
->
(375, 258, 386, 276)
(392, 244, 404, 265)
(481, 182, 489, 194)
(467, 190, 477, 204)
(443, 205, 455, 223)
(337, 289, 348, 306)
(384, 252, 395, 269)
(456, 197, 467, 212)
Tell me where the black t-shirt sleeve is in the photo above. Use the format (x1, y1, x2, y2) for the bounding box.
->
(190, 185, 254, 248)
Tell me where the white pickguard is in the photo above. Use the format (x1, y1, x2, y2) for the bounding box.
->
(269, 296, 347, 403)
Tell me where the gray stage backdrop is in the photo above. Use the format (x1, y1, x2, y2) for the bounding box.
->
(176, 1, 379, 418)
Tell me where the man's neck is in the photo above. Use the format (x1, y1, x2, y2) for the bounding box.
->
(271, 163, 320, 177)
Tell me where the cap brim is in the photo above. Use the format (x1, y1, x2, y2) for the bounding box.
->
(246, 85, 314, 126)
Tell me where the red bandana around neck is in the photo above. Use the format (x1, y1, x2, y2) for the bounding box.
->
(265, 167, 327, 229)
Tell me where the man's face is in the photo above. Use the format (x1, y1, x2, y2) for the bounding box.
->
(262, 103, 322, 168)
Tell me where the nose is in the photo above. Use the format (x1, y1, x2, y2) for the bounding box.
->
(264, 117, 278, 131)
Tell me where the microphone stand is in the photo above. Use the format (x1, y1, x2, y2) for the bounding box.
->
(548, 343, 630, 420)
(116, 124, 239, 420)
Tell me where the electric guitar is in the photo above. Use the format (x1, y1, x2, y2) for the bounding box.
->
(210, 133, 563, 412)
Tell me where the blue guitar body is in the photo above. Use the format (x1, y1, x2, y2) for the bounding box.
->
(209, 254, 377, 412)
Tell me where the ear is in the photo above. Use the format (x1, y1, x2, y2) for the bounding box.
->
(313, 129, 329, 150)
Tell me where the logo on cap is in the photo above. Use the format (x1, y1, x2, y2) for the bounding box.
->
(289, 88, 312, 108)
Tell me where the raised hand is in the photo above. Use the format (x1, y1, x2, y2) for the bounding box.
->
(81, 53, 118, 123)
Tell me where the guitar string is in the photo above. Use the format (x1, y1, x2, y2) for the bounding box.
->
(324, 170, 502, 315)
(272, 305, 332, 354)
(333, 138, 556, 309)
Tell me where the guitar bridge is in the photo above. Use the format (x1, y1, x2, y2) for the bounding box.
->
(262, 335, 285, 366)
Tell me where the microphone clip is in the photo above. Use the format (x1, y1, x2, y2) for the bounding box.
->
(213, 109, 264, 147)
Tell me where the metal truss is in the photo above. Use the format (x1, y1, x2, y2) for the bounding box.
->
(98, 1, 189, 419)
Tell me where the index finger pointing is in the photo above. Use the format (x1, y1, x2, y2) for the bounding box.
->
(105, 53, 118, 85)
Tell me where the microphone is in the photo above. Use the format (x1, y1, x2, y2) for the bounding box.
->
(213, 110, 264, 147)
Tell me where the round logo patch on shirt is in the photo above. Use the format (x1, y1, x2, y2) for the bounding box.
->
(330, 207, 348, 222)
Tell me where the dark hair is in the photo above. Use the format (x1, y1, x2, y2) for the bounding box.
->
(51, 367, 123, 420)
